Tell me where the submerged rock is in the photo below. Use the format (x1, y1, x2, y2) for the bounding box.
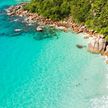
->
(13, 19, 19, 22)
(84, 36, 89, 39)
(76, 44, 84, 49)
(14, 29, 22, 32)
(34, 27, 58, 40)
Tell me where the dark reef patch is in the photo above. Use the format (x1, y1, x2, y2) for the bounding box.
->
(0, 6, 58, 40)
(33, 27, 58, 40)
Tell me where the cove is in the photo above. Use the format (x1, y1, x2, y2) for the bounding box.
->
(0, 0, 108, 108)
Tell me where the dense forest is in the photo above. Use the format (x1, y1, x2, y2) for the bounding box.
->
(24, 0, 108, 39)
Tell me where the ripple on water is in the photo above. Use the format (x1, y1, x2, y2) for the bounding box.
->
(0, 0, 108, 108)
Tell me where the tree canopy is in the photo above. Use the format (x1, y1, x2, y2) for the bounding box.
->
(24, 0, 108, 39)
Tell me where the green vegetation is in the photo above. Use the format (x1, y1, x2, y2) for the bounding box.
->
(24, 0, 108, 40)
(24, 0, 70, 20)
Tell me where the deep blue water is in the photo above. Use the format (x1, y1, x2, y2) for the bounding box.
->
(0, 0, 108, 108)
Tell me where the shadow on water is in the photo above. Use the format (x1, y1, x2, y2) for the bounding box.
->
(33, 27, 59, 41)
(0, 15, 59, 40)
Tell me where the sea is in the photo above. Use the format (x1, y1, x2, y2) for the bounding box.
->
(0, 0, 108, 108)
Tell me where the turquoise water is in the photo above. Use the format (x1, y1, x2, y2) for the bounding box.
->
(0, 0, 108, 108)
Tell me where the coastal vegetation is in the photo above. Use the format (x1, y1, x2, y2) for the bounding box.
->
(24, 0, 108, 40)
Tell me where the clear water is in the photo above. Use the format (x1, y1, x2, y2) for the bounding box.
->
(0, 0, 108, 108)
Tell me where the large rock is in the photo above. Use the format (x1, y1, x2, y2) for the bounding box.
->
(103, 45, 108, 56)
(88, 37, 106, 54)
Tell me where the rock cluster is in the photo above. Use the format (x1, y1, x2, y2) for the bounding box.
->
(6, 3, 27, 16)
(88, 36, 108, 64)
(6, 3, 67, 31)
(76, 44, 85, 49)
(88, 37, 106, 54)
(5, 3, 97, 35)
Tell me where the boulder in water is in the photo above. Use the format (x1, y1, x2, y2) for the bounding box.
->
(36, 26, 44, 32)
(76, 44, 85, 49)
(14, 29, 22, 32)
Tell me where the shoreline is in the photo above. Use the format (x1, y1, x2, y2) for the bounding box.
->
(5, 3, 98, 36)
(5, 3, 108, 64)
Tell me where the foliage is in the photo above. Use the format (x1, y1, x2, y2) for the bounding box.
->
(24, 0, 108, 39)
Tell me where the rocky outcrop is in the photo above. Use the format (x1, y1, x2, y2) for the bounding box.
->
(103, 45, 108, 56)
(88, 36, 108, 64)
(88, 37, 106, 54)
(5, 3, 97, 36)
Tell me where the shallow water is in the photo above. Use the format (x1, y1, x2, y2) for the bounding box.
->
(0, 0, 108, 108)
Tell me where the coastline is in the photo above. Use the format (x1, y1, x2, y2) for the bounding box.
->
(5, 3, 97, 36)
(1, 0, 108, 107)
(5, 3, 108, 64)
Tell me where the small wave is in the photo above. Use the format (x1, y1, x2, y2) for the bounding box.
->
(90, 96, 108, 108)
